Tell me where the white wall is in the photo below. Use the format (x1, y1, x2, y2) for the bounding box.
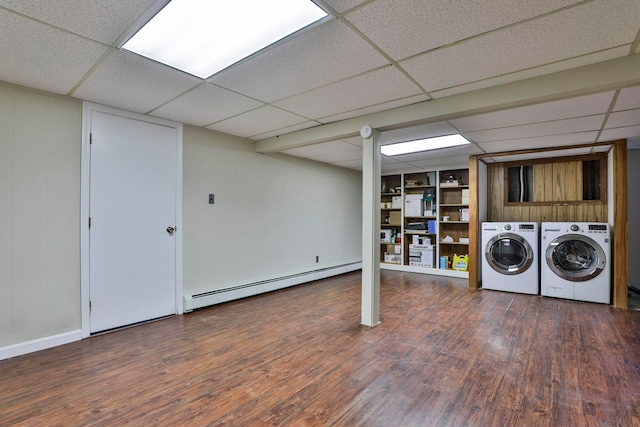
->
(0, 83, 82, 347)
(628, 149, 640, 289)
(183, 126, 362, 295)
(0, 83, 362, 355)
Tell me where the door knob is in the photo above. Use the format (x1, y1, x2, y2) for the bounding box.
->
(166, 226, 175, 235)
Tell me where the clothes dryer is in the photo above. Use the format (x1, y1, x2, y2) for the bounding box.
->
(481, 222, 539, 295)
(540, 222, 610, 304)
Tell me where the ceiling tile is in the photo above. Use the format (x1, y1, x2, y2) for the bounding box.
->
(274, 66, 421, 119)
(312, 148, 363, 163)
(251, 121, 321, 140)
(605, 109, 640, 129)
(206, 106, 307, 138)
(318, 94, 428, 124)
(73, 50, 201, 114)
(210, 19, 389, 102)
(321, 0, 368, 13)
(346, 0, 582, 60)
(330, 159, 363, 171)
(599, 125, 640, 142)
(478, 132, 599, 152)
(451, 92, 615, 132)
(342, 136, 363, 148)
(381, 156, 406, 165)
(465, 115, 606, 143)
(0, 0, 157, 45)
(407, 154, 476, 170)
(150, 83, 264, 127)
(0, 9, 108, 95)
(400, 0, 640, 92)
(430, 47, 630, 98)
(382, 162, 420, 174)
(614, 86, 640, 111)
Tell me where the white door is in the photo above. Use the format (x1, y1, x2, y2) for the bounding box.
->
(89, 111, 178, 333)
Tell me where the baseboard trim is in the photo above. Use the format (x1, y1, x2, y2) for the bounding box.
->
(381, 263, 469, 278)
(0, 330, 82, 361)
(184, 262, 362, 312)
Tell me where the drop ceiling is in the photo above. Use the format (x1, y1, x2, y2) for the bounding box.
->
(0, 0, 639, 173)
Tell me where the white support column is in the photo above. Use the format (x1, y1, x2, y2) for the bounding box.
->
(361, 126, 381, 327)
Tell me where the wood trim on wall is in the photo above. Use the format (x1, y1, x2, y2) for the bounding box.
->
(613, 140, 628, 308)
(468, 155, 479, 289)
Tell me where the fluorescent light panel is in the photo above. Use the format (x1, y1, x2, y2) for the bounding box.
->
(122, 0, 328, 79)
(381, 134, 470, 156)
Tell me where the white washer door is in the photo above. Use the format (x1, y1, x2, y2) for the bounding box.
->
(485, 233, 534, 275)
(545, 234, 605, 282)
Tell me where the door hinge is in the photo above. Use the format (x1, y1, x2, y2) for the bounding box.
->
(88, 217, 91, 229)
(89, 301, 92, 312)
(90, 133, 93, 144)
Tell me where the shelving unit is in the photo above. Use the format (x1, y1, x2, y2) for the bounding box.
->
(380, 167, 469, 278)
(402, 172, 436, 267)
(380, 174, 402, 265)
(438, 169, 470, 271)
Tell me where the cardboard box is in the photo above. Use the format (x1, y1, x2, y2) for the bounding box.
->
(384, 252, 402, 264)
(405, 194, 422, 216)
(428, 220, 436, 234)
(460, 208, 469, 222)
(380, 229, 392, 243)
(412, 234, 431, 245)
(461, 189, 470, 205)
(408, 245, 435, 267)
(389, 211, 401, 225)
(391, 196, 402, 209)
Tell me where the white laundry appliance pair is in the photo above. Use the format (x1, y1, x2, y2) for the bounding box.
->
(481, 222, 611, 303)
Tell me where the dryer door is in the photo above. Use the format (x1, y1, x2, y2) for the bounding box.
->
(545, 234, 606, 282)
(485, 233, 534, 275)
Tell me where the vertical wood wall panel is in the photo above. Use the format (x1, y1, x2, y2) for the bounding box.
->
(487, 158, 607, 223)
(12, 91, 50, 342)
(0, 83, 81, 348)
(553, 162, 567, 202)
(468, 156, 479, 289)
(46, 99, 81, 334)
(0, 86, 13, 347)
(488, 164, 503, 221)
(612, 141, 628, 308)
(533, 164, 545, 202)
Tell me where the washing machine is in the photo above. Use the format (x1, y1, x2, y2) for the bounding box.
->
(540, 222, 610, 304)
(481, 222, 539, 295)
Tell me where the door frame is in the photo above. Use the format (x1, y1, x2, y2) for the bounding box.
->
(80, 102, 183, 338)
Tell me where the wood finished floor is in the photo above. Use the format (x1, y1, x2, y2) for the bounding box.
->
(1, 270, 640, 426)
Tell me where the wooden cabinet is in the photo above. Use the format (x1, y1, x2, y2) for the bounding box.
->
(380, 168, 469, 277)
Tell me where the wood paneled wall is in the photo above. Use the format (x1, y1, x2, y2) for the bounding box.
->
(470, 142, 627, 307)
(487, 160, 607, 223)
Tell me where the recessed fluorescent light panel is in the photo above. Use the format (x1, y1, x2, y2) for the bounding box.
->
(122, 0, 328, 79)
(381, 134, 470, 156)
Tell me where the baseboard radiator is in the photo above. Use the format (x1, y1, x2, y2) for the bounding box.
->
(183, 262, 362, 312)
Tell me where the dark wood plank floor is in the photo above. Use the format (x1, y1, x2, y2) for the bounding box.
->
(2, 270, 640, 426)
